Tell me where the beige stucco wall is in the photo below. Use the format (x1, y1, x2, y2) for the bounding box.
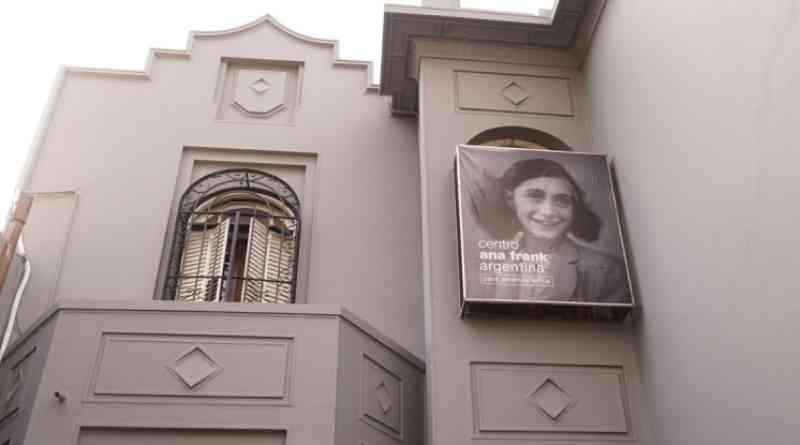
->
(18, 18, 425, 358)
(415, 51, 654, 445)
(11, 3, 800, 443)
(581, 1, 800, 444)
(8, 302, 423, 445)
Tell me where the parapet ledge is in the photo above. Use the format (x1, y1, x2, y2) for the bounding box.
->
(1, 299, 425, 371)
(63, 14, 379, 92)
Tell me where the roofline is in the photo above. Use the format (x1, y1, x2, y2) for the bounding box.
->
(62, 14, 378, 91)
(379, 0, 606, 115)
(384, 3, 554, 26)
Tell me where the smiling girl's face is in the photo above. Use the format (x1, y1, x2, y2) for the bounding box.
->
(507, 176, 575, 244)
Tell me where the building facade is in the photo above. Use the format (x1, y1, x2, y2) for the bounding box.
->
(1, 1, 799, 444)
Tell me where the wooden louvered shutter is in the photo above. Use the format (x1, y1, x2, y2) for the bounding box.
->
(241, 217, 295, 303)
(177, 218, 229, 302)
(266, 225, 295, 303)
(241, 217, 269, 303)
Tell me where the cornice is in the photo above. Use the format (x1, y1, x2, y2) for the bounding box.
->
(380, 0, 606, 115)
(385, 3, 554, 26)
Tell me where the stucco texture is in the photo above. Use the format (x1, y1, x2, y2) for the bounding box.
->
(582, 1, 800, 444)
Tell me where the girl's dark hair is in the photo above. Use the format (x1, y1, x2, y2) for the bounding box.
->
(498, 158, 602, 242)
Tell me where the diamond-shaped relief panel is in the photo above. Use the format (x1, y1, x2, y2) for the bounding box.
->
(361, 355, 403, 439)
(527, 378, 575, 421)
(168, 345, 222, 389)
(250, 78, 271, 94)
(375, 381, 393, 414)
(233, 69, 287, 117)
(500, 81, 530, 106)
(217, 61, 300, 124)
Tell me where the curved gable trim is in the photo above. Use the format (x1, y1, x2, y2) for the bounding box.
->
(64, 14, 378, 91)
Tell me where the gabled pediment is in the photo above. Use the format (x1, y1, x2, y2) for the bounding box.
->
(64, 14, 378, 91)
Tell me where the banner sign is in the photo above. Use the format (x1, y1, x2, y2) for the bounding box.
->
(455, 145, 634, 315)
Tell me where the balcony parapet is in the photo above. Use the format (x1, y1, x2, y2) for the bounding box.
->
(0, 300, 425, 445)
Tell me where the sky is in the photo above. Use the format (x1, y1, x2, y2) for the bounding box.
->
(0, 0, 555, 220)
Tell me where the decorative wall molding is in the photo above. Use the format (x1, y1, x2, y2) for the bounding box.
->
(167, 345, 223, 389)
(63, 15, 378, 92)
(361, 354, 404, 440)
(37, 301, 424, 372)
(500, 81, 530, 106)
(215, 60, 300, 124)
(527, 377, 575, 420)
(456, 71, 574, 116)
(380, 0, 606, 114)
(471, 362, 629, 437)
(232, 70, 288, 118)
(88, 333, 293, 405)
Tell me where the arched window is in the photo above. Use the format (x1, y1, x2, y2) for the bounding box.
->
(164, 169, 301, 304)
(467, 126, 571, 150)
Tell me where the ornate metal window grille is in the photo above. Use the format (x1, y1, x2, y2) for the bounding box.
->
(164, 169, 301, 303)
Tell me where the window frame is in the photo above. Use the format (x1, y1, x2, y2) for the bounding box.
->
(164, 168, 301, 304)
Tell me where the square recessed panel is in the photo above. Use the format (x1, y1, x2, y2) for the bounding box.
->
(215, 59, 301, 125)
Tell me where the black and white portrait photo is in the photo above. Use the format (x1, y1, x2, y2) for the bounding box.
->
(456, 145, 634, 307)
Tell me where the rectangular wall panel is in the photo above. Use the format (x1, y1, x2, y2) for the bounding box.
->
(88, 333, 293, 404)
(361, 354, 404, 440)
(471, 362, 628, 434)
(456, 71, 574, 116)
